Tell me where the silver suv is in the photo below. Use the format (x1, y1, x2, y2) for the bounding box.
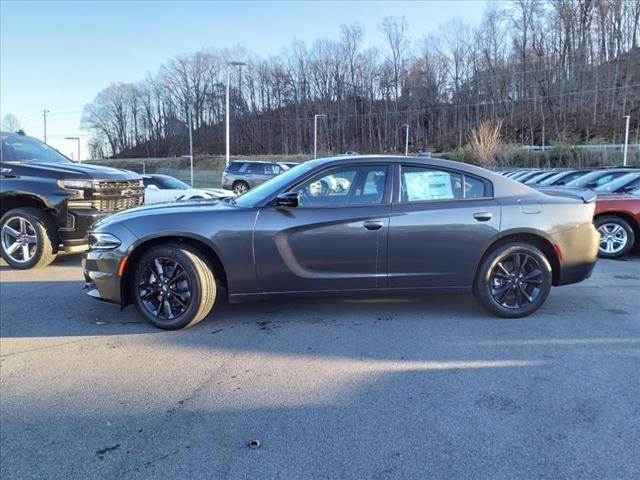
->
(221, 161, 287, 194)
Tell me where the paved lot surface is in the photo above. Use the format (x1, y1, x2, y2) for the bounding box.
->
(1, 254, 639, 479)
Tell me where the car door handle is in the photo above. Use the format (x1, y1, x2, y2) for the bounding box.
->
(473, 212, 493, 222)
(363, 220, 384, 231)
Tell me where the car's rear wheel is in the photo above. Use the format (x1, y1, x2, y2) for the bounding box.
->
(132, 244, 216, 329)
(595, 215, 635, 259)
(233, 181, 249, 195)
(0, 207, 57, 269)
(474, 242, 552, 318)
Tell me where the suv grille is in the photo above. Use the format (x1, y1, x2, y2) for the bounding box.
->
(91, 180, 144, 212)
(68, 180, 144, 213)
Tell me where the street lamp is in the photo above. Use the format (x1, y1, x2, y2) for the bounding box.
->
(314, 114, 327, 159)
(226, 61, 246, 167)
(401, 124, 410, 156)
(43, 109, 50, 143)
(623, 115, 630, 167)
(64, 136, 81, 163)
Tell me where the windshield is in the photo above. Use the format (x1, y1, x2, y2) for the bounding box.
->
(235, 160, 318, 207)
(565, 170, 627, 188)
(593, 172, 640, 193)
(154, 175, 190, 190)
(1, 132, 71, 163)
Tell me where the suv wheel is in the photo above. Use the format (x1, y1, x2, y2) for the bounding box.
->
(132, 244, 216, 330)
(233, 181, 250, 195)
(595, 215, 635, 259)
(474, 242, 552, 318)
(0, 207, 58, 269)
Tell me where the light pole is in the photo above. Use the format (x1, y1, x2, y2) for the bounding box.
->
(64, 136, 80, 163)
(188, 105, 194, 186)
(402, 124, 410, 156)
(139, 162, 146, 174)
(226, 61, 246, 167)
(43, 109, 50, 143)
(623, 115, 630, 167)
(314, 114, 326, 159)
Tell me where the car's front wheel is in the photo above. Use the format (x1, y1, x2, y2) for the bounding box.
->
(595, 215, 635, 259)
(474, 242, 552, 318)
(132, 244, 216, 329)
(0, 207, 57, 269)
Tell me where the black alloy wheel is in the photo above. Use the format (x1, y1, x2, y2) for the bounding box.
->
(133, 245, 216, 329)
(474, 242, 552, 318)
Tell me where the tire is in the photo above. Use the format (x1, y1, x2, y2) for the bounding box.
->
(473, 242, 552, 318)
(132, 244, 216, 330)
(0, 207, 58, 269)
(595, 215, 635, 259)
(233, 181, 250, 195)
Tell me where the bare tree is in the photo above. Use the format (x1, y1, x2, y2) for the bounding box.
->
(2, 113, 21, 132)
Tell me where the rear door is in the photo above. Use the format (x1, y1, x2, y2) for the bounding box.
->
(388, 164, 500, 288)
(253, 163, 391, 293)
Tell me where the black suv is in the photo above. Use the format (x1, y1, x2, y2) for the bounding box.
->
(1, 131, 143, 269)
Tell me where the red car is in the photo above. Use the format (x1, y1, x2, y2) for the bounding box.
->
(594, 189, 640, 258)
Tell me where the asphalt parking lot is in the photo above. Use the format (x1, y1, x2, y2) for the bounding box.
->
(1, 254, 639, 480)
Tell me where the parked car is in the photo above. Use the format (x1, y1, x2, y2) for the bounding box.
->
(593, 191, 640, 258)
(523, 170, 563, 185)
(558, 168, 635, 190)
(536, 169, 593, 187)
(84, 155, 599, 330)
(592, 171, 640, 195)
(1, 130, 143, 269)
(514, 170, 546, 183)
(143, 174, 231, 204)
(221, 161, 287, 194)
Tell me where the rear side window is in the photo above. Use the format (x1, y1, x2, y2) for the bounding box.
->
(400, 166, 487, 202)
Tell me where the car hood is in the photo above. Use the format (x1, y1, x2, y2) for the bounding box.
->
(92, 198, 242, 230)
(9, 161, 140, 180)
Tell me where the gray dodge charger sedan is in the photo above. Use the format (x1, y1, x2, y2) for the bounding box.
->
(83, 156, 599, 330)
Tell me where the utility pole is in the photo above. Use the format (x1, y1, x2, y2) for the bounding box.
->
(188, 105, 194, 186)
(43, 109, 50, 143)
(622, 115, 630, 167)
(314, 114, 326, 159)
(402, 124, 410, 156)
(226, 61, 246, 167)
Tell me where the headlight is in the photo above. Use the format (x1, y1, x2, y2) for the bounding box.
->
(88, 233, 121, 250)
(58, 179, 92, 200)
(57, 179, 93, 190)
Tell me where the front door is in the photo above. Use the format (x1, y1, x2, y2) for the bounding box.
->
(388, 164, 500, 288)
(254, 164, 391, 293)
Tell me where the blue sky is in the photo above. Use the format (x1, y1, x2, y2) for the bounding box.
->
(1, 0, 487, 158)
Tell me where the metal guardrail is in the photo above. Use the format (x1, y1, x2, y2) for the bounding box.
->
(522, 144, 640, 151)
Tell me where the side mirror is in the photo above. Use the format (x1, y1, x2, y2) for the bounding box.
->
(276, 192, 299, 208)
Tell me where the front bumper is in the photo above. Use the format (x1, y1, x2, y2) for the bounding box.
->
(59, 209, 108, 252)
(82, 223, 138, 305)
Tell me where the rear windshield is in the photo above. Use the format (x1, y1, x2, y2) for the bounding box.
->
(1, 132, 70, 164)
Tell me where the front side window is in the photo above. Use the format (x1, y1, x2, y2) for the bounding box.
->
(292, 165, 388, 207)
(264, 164, 281, 175)
(400, 166, 487, 202)
(246, 163, 265, 174)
